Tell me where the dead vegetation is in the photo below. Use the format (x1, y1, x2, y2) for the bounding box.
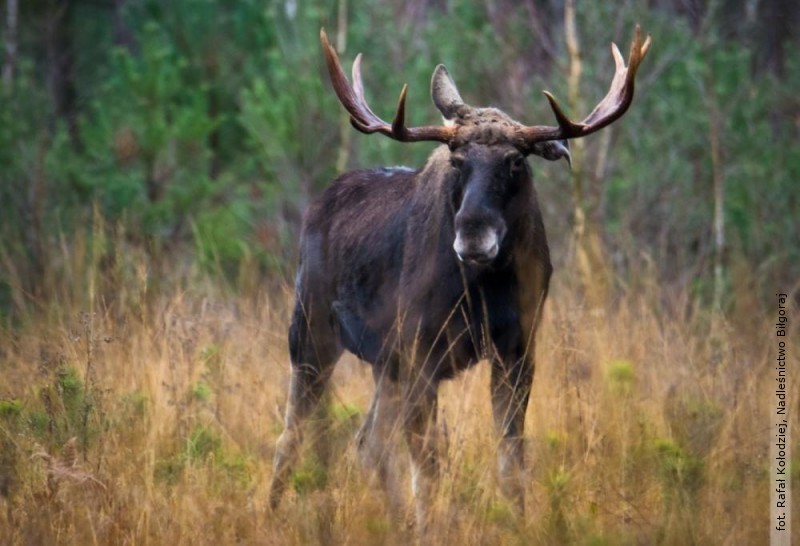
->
(0, 245, 796, 545)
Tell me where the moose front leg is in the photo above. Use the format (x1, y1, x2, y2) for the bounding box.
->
(356, 368, 405, 517)
(490, 355, 534, 514)
(403, 378, 440, 531)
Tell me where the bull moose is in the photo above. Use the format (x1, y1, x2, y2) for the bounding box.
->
(269, 27, 651, 527)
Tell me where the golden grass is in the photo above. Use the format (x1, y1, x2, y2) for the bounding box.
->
(0, 249, 797, 545)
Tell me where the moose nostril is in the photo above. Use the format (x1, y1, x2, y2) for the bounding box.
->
(453, 231, 499, 265)
(456, 247, 497, 265)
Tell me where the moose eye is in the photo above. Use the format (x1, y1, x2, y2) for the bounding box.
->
(508, 154, 525, 175)
(450, 154, 465, 169)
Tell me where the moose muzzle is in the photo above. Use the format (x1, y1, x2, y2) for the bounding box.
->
(453, 218, 506, 266)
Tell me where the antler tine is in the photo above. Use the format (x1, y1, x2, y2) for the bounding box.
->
(520, 25, 651, 146)
(350, 53, 388, 135)
(391, 85, 409, 138)
(581, 25, 651, 128)
(320, 28, 454, 144)
(321, 30, 366, 127)
(350, 52, 410, 139)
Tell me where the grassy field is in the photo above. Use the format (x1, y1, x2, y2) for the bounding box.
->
(0, 245, 797, 545)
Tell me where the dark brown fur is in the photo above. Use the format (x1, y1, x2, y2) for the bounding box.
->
(270, 129, 554, 523)
(270, 26, 650, 526)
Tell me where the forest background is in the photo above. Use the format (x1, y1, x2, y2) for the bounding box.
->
(0, 1, 798, 545)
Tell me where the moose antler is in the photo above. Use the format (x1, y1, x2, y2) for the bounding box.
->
(518, 25, 652, 146)
(320, 28, 456, 144)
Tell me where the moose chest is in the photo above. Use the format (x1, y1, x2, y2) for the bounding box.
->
(413, 259, 530, 380)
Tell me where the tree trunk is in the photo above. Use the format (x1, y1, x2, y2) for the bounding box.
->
(707, 77, 725, 320)
(112, 0, 135, 51)
(2, 0, 18, 90)
(24, 135, 49, 295)
(46, 0, 81, 151)
(334, 0, 352, 175)
(754, 0, 799, 77)
(207, 51, 221, 180)
(564, 0, 610, 311)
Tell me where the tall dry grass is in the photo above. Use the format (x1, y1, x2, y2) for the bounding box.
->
(0, 231, 797, 545)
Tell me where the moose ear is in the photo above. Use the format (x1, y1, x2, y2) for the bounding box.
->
(431, 65, 466, 121)
(530, 139, 572, 168)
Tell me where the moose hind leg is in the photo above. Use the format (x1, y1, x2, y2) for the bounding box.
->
(269, 305, 340, 510)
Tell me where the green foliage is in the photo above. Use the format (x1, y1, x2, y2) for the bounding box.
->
(121, 390, 150, 420)
(545, 465, 572, 541)
(452, 460, 485, 506)
(547, 465, 571, 496)
(0, 399, 22, 419)
(27, 411, 50, 439)
(25, 367, 97, 450)
(329, 402, 361, 426)
(199, 343, 223, 371)
(186, 424, 223, 461)
(57, 368, 84, 410)
(364, 515, 391, 541)
(485, 499, 516, 527)
(191, 381, 213, 403)
(545, 430, 565, 450)
(154, 455, 185, 486)
(193, 344, 220, 403)
(69, 22, 218, 234)
(654, 438, 705, 497)
(0, 364, 103, 468)
(155, 423, 253, 489)
(290, 455, 328, 496)
(217, 453, 253, 489)
(606, 359, 635, 396)
(0, 1, 797, 305)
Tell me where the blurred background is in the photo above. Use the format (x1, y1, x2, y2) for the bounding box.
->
(0, 1, 798, 545)
(1, 0, 797, 308)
